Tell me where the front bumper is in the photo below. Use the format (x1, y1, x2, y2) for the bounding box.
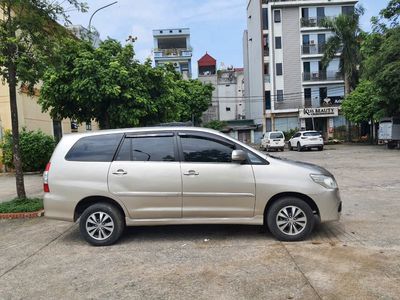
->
(312, 188, 341, 222)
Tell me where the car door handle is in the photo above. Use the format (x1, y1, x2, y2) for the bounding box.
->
(183, 170, 199, 176)
(112, 169, 128, 175)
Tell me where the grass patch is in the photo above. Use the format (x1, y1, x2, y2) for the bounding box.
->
(0, 198, 43, 213)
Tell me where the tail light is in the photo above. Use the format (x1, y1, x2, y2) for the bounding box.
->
(43, 162, 51, 193)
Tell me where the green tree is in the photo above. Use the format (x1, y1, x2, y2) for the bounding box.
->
(342, 80, 383, 123)
(39, 39, 213, 128)
(0, 0, 87, 198)
(321, 7, 364, 95)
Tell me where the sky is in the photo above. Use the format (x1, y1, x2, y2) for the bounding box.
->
(66, 0, 389, 78)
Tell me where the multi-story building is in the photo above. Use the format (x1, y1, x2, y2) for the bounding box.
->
(198, 53, 257, 143)
(153, 28, 192, 79)
(244, 0, 357, 140)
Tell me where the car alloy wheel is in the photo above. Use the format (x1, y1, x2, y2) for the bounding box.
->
(276, 206, 307, 236)
(79, 203, 125, 246)
(297, 142, 302, 152)
(86, 212, 115, 241)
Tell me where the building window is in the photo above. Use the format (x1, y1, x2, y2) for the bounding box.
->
(275, 36, 282, 49)
(226, 107, 231, 112)
(276, 90, 284, 102)
(265, 91, 271, 110)
(86, 122, 92, 131)
(71, 121, 78, 132)
(342, 6, 354, 15)
(276, 63, 283, 76)
(301, 8, 309, 19)
(263, 34, 269, 56)
(262, 8, 269, 30)
(304, 88, 312, 107)
(274, 10, 281, 23)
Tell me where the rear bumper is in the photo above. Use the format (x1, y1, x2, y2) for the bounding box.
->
(44, 193, 75, 222)
(302, 143, 323, 149)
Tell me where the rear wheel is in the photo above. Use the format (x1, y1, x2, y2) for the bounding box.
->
(266, 197, 315, 241)
(288, 142, 293, 151)
(318, 146, 324, 151)
(79, 203, 125, 246)
(297, 142, 302, 152)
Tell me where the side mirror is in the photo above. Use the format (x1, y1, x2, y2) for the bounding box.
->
(232, 150, 247, 162)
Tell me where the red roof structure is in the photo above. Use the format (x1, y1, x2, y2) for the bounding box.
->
(198, 52, 217, 67)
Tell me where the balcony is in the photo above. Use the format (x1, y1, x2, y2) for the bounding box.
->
(300, 17, 333, 28)
(273, 99, 302, 110)
(302, 43, 325, 55)
(303, 71, 343, 82)
(305, 96, 344, 108)
(154, 48, 192, 59)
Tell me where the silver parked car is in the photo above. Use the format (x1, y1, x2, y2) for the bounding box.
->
(44, 127, 341, 246)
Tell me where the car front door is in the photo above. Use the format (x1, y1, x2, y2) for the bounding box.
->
(108, 133, 182, 219)
(178, 132, 256, 218)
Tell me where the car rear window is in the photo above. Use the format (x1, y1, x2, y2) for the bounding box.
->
(270, 132, 283, 139)
(65, 134, 123, 162)
(303, 132, 321, 137)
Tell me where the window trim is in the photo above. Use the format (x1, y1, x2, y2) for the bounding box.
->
(65, 133, 124, 162)
(114, 132, 178, 162)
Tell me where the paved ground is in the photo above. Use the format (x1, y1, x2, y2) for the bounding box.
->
(0, 174, 43, 203)
(0, 144, 399, 299)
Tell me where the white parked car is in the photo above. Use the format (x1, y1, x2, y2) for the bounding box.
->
(288, 131, 324, 151)
(261, 131, 285, 152)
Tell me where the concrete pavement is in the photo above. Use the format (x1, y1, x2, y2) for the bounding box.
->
(0, 144, 399, 299)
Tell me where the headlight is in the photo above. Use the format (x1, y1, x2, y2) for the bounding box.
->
(310, 174, 337, 189)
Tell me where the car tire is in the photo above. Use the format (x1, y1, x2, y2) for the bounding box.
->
(79, 203, 125, 246)
(288, 142, 292, 151)
(318, 146, 323, 151)
(297, 142, 302, 152)
(281, 148, 284, 152)
(266, 197, 315, 241)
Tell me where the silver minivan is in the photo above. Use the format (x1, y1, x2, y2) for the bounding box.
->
(44, 127, 341, 246)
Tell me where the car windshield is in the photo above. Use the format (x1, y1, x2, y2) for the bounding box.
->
(270, 133, 283, 139)
(303, 132, 321, 137)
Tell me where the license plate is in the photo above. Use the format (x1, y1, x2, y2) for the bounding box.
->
(311, 138, 317, 141)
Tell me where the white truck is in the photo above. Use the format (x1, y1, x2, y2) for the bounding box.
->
(378, 117, 400, 149)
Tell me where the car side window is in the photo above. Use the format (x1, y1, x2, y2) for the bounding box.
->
(65, 134, 123, 162)
(180, 135, 235, 163)
(116, 136, 175, 162)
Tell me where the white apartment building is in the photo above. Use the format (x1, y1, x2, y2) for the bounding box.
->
(153, 28, 192, 79)
(244, 0, 357, 141)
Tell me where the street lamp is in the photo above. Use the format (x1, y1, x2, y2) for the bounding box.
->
(88, 1, 118, 31)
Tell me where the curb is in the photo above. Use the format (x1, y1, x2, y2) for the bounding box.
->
(0, 209, 44, 219)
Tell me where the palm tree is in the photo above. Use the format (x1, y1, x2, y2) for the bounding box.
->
(321, 7, 364, 140)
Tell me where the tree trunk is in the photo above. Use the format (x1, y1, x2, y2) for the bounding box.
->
(8, 63, 27, 199)
(6, 5, 26, 199)
(344, 75, 352, 142)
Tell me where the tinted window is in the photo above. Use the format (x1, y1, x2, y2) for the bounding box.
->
(270, 132, 283, 139)
(181, 136, 234, 163)
(116, 136, 175, 162)
(247, 151, 264, 164)
(66, 134, 123, 162)
(294, 133, 301, 138)
(304, 132, 321, 137)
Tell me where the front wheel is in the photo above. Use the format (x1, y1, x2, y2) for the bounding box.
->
(266, 197, 315, 241)
(79, 203, 125, 246)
